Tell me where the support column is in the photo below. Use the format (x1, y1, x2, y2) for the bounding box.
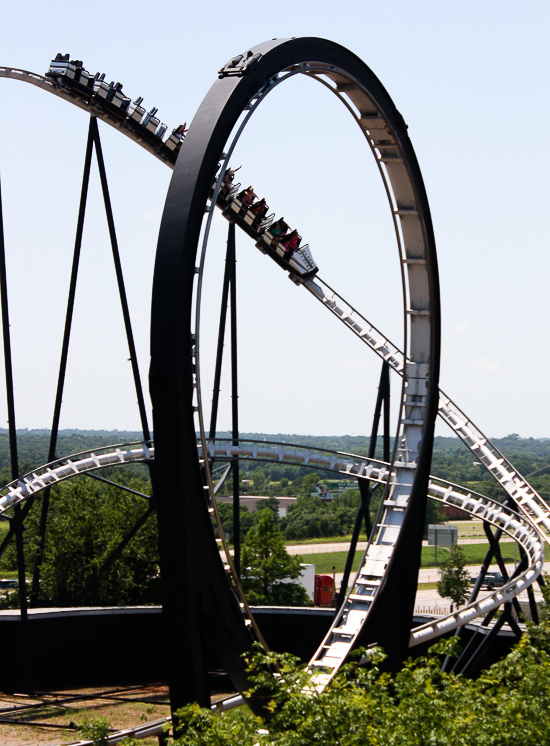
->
(228, 223, 240, 578)
(30, 118, 96, 605)
(0, 171, 32, 691)
(336, 361, 390, 610)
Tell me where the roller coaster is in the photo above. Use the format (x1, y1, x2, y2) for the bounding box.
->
(0, 37, 548, 726)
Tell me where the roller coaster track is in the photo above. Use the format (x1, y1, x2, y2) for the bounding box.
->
(2, 65, 546, 544)
(1, 46, 547, 705)
(304, 275, 550, 539)
(0, 67, 179, 167)
(0, 439, 543, 654)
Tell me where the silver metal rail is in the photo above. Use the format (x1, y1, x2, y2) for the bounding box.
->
(3, 65, 545, 547)
(304, 275, 550, 541)
(307, 468, 544, 687)
(2, 60, 546, 702)
(0, 67, 178, 168)
(0, 442, 153, 513)
(0, 440, 542, 639)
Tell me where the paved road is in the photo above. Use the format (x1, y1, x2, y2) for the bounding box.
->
(323, 562, 549, 618)
(227, 536, 545, 616)
(285, 537, 514, 556)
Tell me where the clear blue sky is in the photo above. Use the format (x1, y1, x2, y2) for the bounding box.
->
(0, 1, 548, 440)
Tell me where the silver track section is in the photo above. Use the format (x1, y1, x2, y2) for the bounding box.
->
(3, 62, 545, 696)
(0, 68, 178, 168)
(305, 275, 550, 542)
(308, 476, 543, 688)
(0, 440, 541, 650)
(410, 479, 544, 647)
(4, 66, 542, 548)
(0, 442, 153, 513)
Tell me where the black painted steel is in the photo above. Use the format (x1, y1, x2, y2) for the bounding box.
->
(150, 37, 440, 711)
(0, 173, 32, 690)
(460, 613, 508, 677)
(85, 471, 152, 501)
(208, 225, 233, 440)
(31, 118, 152, 605)
(92, 118, 151, 443)
(336, 361, 390, 611)
(229, 223, 241, 578)
(30, 119, 96, 605)
(483, 522, 524, 622)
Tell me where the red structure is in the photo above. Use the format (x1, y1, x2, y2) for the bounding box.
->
(314, 574, 335, 607)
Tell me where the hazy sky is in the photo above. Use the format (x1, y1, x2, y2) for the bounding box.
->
(0, 1, 548, 441)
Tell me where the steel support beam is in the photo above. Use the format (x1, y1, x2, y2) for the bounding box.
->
(91, 118, 151, 443)
(30, 118, 95, 606)
(336, 360, 390, 610)
(0, 171, 32, 691)
(228, 223, 240, 577)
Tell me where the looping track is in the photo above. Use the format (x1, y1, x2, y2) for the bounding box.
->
(2, 61, 547, 546)
(0, 438, 542, 652)
(1, 40, 548, 710)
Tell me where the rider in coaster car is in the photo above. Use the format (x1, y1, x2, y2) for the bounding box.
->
(268, 218, 289, 242)
(237, 186, 256, 207)
(250, 198, 268, 224)
(220, 165, 240, 198)
(281, 229, 300, 261)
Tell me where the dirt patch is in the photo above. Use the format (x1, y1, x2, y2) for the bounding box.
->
(0, 683, 171, 745)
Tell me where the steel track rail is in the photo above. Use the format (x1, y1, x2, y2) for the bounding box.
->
(0, 440, 542, 646)
(304, 275, 550, 539)
(2, 64, 541, 552)
(2, 52, 544, 700)
(2, 64, 545, 544)
(0, 67, 179, 168)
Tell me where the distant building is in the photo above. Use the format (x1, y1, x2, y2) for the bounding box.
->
(310, 481, 351, 502)
(440, 503, 471, 520)
(215, 495, 297, 518)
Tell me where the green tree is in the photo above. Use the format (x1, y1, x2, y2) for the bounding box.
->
(261, 494, 281, 523)
(216, 502, 254, 544)
(240, 509, 310, 606)
(436, 543, 471, 607)
(171, 625, 550, 746)
(0, 475, 160, 607)
(301, 472, 320, 496)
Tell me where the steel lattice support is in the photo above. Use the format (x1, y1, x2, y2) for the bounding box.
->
(30, 117, 152, 605)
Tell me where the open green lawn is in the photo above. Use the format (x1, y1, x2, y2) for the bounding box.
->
(297, 541, 541, 575)
(286, 534, 368, 545)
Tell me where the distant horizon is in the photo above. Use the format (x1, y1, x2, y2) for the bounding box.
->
(0, 428, 548, 442)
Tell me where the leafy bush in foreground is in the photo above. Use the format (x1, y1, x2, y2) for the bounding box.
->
(171, 623, 550, 746)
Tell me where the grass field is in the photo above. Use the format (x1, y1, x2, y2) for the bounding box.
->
(298, 542, 538, 575)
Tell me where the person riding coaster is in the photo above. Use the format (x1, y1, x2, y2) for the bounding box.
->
(220, 165, 241, 198)
(280, 229, 301, 261)
(268, 217, 289, 241)
(249, 197, 268, 226)
(237, 185, 256, 207)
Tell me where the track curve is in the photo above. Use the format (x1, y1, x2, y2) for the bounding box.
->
(2, 62, 546, 550)
(150, 37, 440, 696)
(1, 46, 547, 705)
(0, 438, 542, 652)
(0, 67, 180, 167)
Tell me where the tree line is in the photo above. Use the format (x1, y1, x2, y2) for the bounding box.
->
(0, 429, 547, 608)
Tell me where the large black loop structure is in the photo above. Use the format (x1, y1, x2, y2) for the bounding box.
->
(2, 39, 548, 733)
(150, 37, 441, 711)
